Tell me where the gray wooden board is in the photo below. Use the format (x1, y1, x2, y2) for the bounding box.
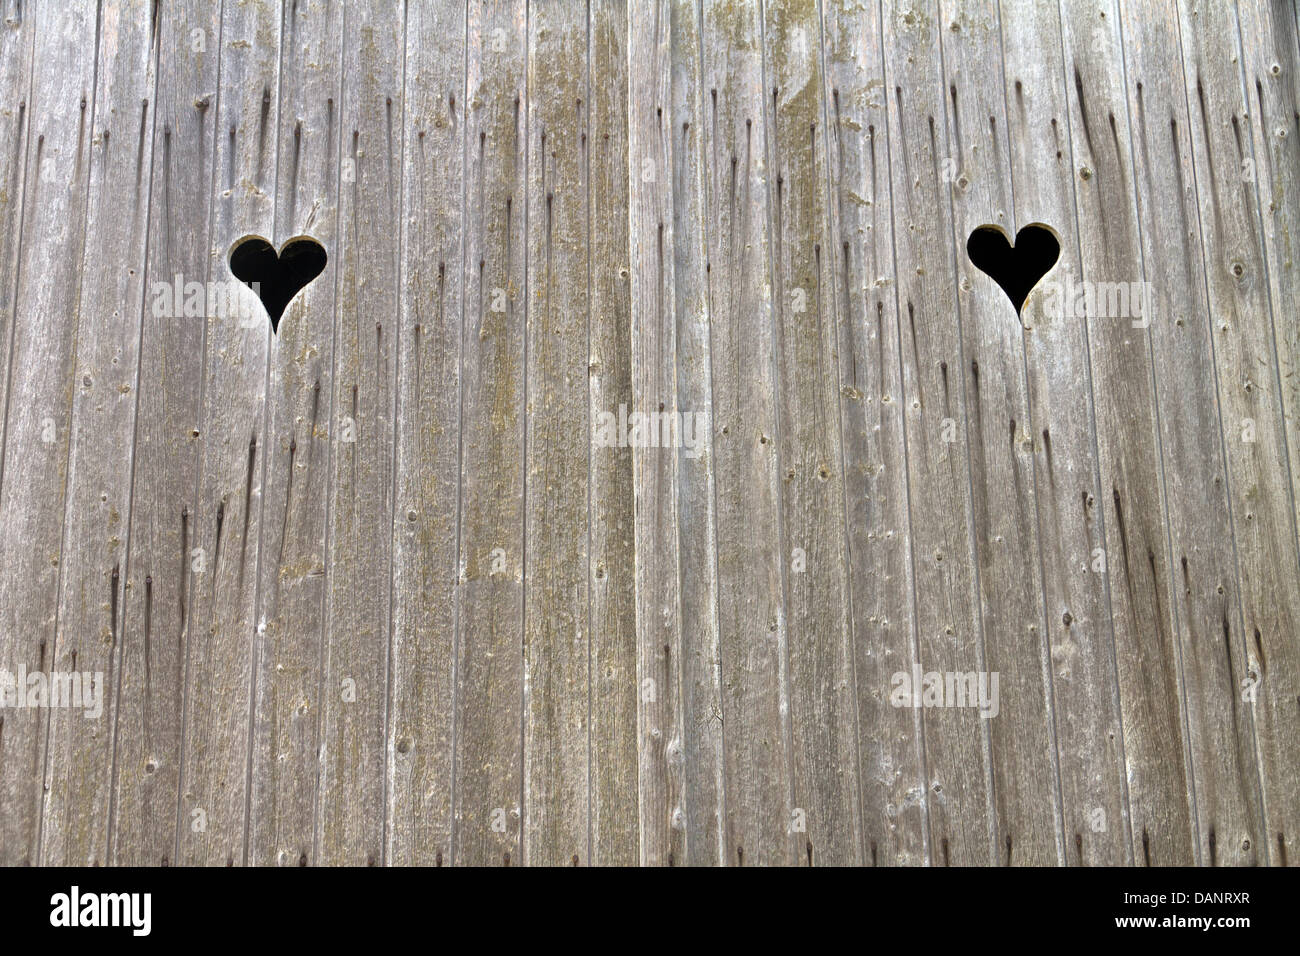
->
(938, 0, 1062, 865)
(1059, 0, 1198, 865)
(524, 0, 591, 865)
(1177, 0, 1300, 865)
(697, 0, 793, 866)
(0, 0, 99, 865)
(1, 0, 1296, 866)
(763, 0, 863, 867)
(384, 0, 464, 868)
(882, 0, 995, 865)
(248, 0, 345, 867)
(1118, 0, 1263, 867)
(454, 0, 527, 867)
(110, 0, 225, 866)
(42, 0, 158, 866)
(178, 0, 281, 866)
(820, 0, 927, 869)
(587, 0, 640, 866)
(1001, 0, 1131, 866)
(316, 0, 402, 866)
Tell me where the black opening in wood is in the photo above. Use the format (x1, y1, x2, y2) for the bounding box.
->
(229, 235, 328, 333)
(966, 224, 1060, 316)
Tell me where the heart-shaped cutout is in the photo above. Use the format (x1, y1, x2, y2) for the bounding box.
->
(966, 224, 1060, 317)
(228, 234, 328, 333)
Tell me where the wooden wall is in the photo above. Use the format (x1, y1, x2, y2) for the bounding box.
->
(0, 0, 1297, 865)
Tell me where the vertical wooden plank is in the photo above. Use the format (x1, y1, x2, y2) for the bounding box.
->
(177, 0, 281, 866)
(384, 0, 464, 868)
(669, 0, 725, 866)
(0, 0, 35, 471)
(697, 0, 792, 866)
(587, 0, 640, 866)
(110, 0, 223, 866)
(628, 0, 687, 867)
(523, 0, 590, 866)
(455, 0, 526, 867)
(936, 0, 1062, 865)
(0, 0, 98, 866)
(881, 0, 993, 865)
(1057, 0, 1198, 864)
(41, 0, 159, 866)
(761, 0, 862, 866)
(1237, 1, 1300, 567)
(818, 0, 927, 866)
(1178, 0, 1300, 864)
(1115, 0, 1263, 868)
(247, 0, 344, 866)
(1235, 0, 1300, 865)
(1000, 0, 1131, 866)
(316, 0, 403, 866)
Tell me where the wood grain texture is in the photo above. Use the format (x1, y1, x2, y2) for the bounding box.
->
(698, 0, 792, 867)
(1059, 0, 1197, 865)
(1177, 0, 1300, 865)
(384, 0, 464, 868)
(938, 0, 1061, 866)
(1118, 0, 1262, 868)
(1001, 0, 1130, 867)
(0, 0, 99, 865)
(177, 0, 281, 866)
(882, 0, 994, 865)
(763, 0, 862, 867)
(669, 0, 725, 867)
(628, 0, 687, 866)
(0, 0, 35, 550)
(587, 0, 640, 866)
(248, 0, 345, 867)
(454, 0, 526, 867)
(820, 0, 926, 867)
(4, 0, 1297, 866)
(110, 0, 224, 866)
(1231, 0, 1300, 866)
(524, 0, 590, 865)
(41, 0, 158, 866)
(316, 0, 402, 866)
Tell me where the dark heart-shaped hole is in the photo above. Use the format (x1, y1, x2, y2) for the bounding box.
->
(228, 235, 327, 333)
(966, 224, 1060, 316)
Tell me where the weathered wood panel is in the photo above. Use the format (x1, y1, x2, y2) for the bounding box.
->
(1232, 0, 1300, 866)
(763, 0, 862, 867)
(384, 0, 464, 868)
(523, 0, 591, 865)
(669, 0, 726, 867)
(0, 0, 99, 865)
(316, 0, 403, 866)
(110, 0, 224, 866)
(0, 0, 35, 555)
(1178, 0, 1300, 865)
(587, 0, 640, 866)
(2, 0, 1296, 867)
(1118, 0, 1263, 867)
(248, 0, 345, 867)
(177, 0, 281, 866)
(454, 0, 526, 867)
(820, 0, 927, 867)
(628, 0, 687, 866)
(882, 0, 994, 865)
(42, 0, 158, 866)
(697, 0, 793, 868)
(938, 0, 1061, 865)
(1002, 0, 1131, 866)
(1059, 0, 1197, 865)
